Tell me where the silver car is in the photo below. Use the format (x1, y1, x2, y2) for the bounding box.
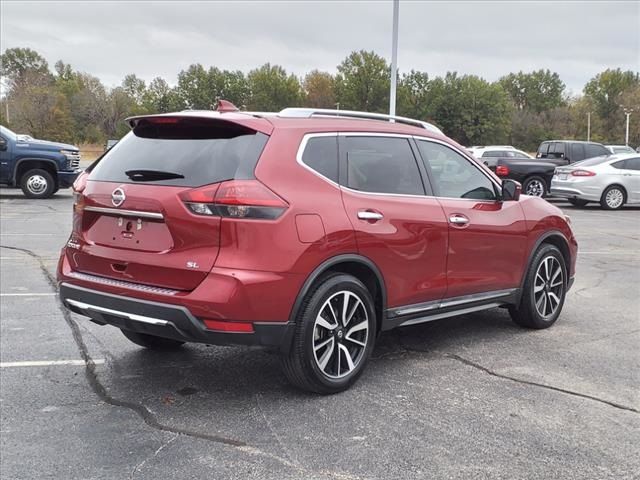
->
(550, 153, 640, 209)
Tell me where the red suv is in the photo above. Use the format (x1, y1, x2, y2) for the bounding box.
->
(57, 102, 577, 394)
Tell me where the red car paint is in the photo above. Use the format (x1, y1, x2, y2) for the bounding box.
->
(57, 110, 577, 339)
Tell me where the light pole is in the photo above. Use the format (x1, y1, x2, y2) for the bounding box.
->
(389, 0, 399, 117)
(587, 112, 591, 142)
(623, 109, 632, 146)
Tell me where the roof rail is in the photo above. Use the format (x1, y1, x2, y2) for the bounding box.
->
(278, 108, 443, 134)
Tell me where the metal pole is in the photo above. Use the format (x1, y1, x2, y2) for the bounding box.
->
(587, 112, 591, 142)
(625, 112, 630, 146)
(389, 0, 399, 117)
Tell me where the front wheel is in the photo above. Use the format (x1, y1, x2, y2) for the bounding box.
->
(600, 185, 626, 210)
(20, 169, 55, 199)
(509, 244, 567, 329)
(121, 329, 185, 350)
(281, 273, 376, 394)
(523, 176, 547, 197)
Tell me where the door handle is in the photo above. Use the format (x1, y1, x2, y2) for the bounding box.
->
(357, 211, 383, 221)
(449, 214, 469, 226)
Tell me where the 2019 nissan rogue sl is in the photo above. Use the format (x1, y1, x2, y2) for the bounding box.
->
(57, 102, 578, 394)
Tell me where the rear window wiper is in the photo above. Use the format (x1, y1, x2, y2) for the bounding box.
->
(125, 169, 185, 181)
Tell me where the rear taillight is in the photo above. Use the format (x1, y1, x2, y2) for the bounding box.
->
(571, 170, 596, 177)
(180, 180, 288, 220)
(496, 165, 510, 176)
(71, 172, 89, 238)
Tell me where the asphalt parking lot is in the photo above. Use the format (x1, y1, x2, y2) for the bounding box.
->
(1, 189, 638, 480)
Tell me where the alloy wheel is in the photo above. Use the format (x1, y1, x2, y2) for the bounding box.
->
(605, 188, 624, 209)
(525, 179, 545, 197)
(533, 256, 564, 318)
(312, 290, 369, 379)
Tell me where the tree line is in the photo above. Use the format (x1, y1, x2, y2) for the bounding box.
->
(1, 47, 638, 150)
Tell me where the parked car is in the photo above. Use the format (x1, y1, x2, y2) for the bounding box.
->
(551, 153, 640, 209)
(487, 140, 612, 197)
(467, 145, 523, 159)
(605, 145, 636, 154)
(0, 125, 81, 198)
(536, 140, 610, 163)
(57, 102, 577, 394)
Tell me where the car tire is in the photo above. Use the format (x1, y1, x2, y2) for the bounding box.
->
(509, 244, 567, 329)
(600, 185, 626, 210)
(281, 273, 376, 394)
(568, 198, 588, 207)
(523, 176, 547, 197)
(120, 329, 185, 350)
(20, 169, 56, 199)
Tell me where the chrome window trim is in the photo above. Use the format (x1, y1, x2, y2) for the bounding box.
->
(296, 131, 502, 202)
(84, 206, 164, 220)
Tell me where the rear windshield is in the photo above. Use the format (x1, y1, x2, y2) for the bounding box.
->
(88, 118, 269, 187)
(572, 155, 610, 167)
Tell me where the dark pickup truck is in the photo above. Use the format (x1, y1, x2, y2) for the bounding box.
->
(0, 125, 81, 198)
(486, 140, 610, 197)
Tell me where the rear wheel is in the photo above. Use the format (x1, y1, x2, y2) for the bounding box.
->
(121, 329, 185, 350)
(600, 185, 626, 210)
(523, 176, 547, 197)
(509, 244, 567, 329)
(568, 198, 588, 207)
(281, 273, 376, 394)
(20, 169, 55, 199)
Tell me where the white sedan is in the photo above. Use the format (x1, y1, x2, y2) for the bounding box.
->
(550, 153, 640, 209)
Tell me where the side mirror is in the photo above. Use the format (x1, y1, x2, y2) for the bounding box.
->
(0, 138, 6, 151)
(501, 179, 521, 201)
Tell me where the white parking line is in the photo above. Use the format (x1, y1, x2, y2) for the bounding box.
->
(0, 293, 57, 297)
(0, 233, 59, 236)
(0, 359, 105, 368)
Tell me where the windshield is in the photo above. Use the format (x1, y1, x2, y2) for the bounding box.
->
(572, 155, 611, 167)
(612, 146, 634, 154)
(0, 125, 17, 140)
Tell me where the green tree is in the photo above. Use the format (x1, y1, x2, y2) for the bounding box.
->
(584, 69, 640, 142)
(246, 63, 302, 111)
(429, 73, 511, 145)
(142, 77, 184, 113)
(0, 47, 50, 89)
(176, 64, 216, 109)
(397, 70, 433, 120)
(499, 69, 566, 113)
(303, 70, 335, 108)
(334, 50, 389, 112)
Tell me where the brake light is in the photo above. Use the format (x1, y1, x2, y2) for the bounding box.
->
(180, 180, 288, 219)
(571, 170, 596, 177)
(496, 165, 510, 176)
(73, 170, 89, 193)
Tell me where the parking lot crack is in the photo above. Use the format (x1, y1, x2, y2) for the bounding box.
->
(445, 353, 639, 414)
(1, 244, 369, 480)
(129, 433, 179, 479)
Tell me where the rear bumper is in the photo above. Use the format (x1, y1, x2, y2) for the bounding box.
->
(550, 180, 602, 202)
(57, 170, 81, 188)
(59, 283, 294, 351)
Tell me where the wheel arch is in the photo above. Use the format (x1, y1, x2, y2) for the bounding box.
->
(13, 158, 59, 186)
(520, 231, 572, 294)
(602, 183, 628, 200)
(288, 254, 387, 334)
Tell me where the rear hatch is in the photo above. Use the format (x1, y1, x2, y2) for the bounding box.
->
(70, 114, 271, 291)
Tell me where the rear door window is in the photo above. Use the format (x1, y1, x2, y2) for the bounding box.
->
(89, 117, 269, 187)
(537, 143, 549, 157)
(571, 143, 586, 161)
(340, 136, 425, 195)
(623, 157, 640, 171)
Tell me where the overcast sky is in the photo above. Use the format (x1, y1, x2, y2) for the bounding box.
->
(1, 0, 638, 95)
